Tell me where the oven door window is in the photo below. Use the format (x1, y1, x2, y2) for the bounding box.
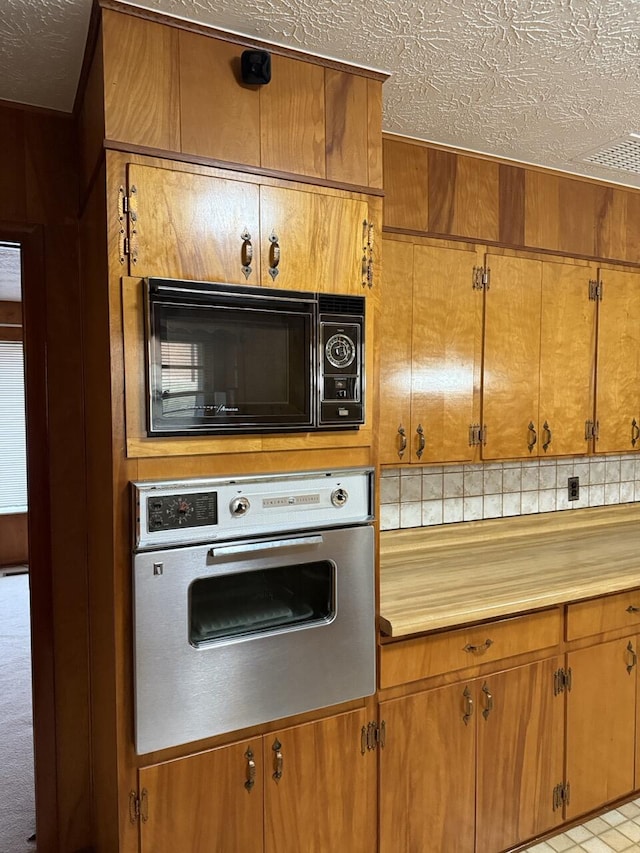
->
(148, 303, 313, 433)
(189, 561, 335, 646)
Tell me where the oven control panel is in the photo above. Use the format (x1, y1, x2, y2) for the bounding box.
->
(147, 491, 218, 532)
(133, 468, 374, 550)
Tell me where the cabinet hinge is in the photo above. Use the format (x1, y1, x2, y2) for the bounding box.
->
(469, 424, 487, 446)
(472, 266, 490, 291)
(553, 781, 571, 811)
(129, 788, 148, 824)
(584, 419, 600, 442)
(117, 184, 138, 266)
(362, 720, 386, 752)
(553, 667, 572, 695)
(589, 278, 603, 301)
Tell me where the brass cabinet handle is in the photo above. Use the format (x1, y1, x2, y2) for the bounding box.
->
(481, 682, 494, 720)
(272, 739, 283, 780)
(397, 425, 407, 459)
(632, 419, 640, 447)
(463, 638, 494, 655)
(416, 424, 426, 459)
(627, 605, 640, 614)
(462, 686, 473, 726)
(527, 421, 537, 452)
(240, 229, 253, 280)
(542, 420, 552, 451)
(627, 641, 637, 674)
(268, 232, 280, 280)
(244, 748, 256, 791)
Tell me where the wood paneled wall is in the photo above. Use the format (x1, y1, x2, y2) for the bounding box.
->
(82, 3, 385, 191)
(0, 513, 28, 566)
(0, 101, 91, 853)
(383, 135, 640, 265)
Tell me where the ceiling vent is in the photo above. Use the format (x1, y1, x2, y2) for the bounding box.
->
(581, 134, 640, 175)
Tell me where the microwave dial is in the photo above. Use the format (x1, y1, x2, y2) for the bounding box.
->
(331, 487, 349, 508)
(325, 333, 356, 369)
(230, 496, 251, 517)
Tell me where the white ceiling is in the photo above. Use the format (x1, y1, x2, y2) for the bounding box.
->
(2, 0, 640, 189)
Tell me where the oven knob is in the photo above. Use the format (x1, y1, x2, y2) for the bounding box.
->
(230, 496, 250, 516)
(331, 487, 348, 508)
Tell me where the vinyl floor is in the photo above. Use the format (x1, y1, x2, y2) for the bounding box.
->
(522, 798, 640, 852)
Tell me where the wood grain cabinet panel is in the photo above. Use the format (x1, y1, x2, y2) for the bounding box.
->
(594, 267, 640, 453)
(379, 683, 476, 853)
(264, 710, 376, 853)
(260, 55, 326, 178)
(259, 185, 369, 293)
(325, 69, 369, 187)
(126, 163, 261, 284)
(378, 238, 482, 465)
(566, 638, 637, 820)
(138, 737, 264, 853)
(475, 657, 565, 852)
(102, 10, 180, 152)
(178, 32, 261, 166)
(482, 254, 596, 460)
(382, 138, 429, 231)
(566, 587, 640, 641)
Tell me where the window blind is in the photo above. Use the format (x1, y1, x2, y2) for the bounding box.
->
(0, 341, 27, 513)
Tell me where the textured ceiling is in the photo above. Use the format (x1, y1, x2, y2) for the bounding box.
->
(2, 0, 640, 188)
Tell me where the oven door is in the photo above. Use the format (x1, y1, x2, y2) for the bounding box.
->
(145, 279, 315, 435)
(132, 524, 375, 754)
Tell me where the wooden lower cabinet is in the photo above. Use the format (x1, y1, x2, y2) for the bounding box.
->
(379, 656, 564, 853)
(137, 708, 376, 853)
(565, 636, 638, 820)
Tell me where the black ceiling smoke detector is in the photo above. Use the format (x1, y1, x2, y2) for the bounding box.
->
(241, 50, 272, 85)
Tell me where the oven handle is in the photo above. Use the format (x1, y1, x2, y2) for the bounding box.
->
(208, 535, 324, 559)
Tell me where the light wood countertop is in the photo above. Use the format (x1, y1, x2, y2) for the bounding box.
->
(379, 504, 640, 638)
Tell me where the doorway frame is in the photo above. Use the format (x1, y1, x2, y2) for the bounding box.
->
(0, 223, 59, 850)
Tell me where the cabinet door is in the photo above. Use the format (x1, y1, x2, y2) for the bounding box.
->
(595, 268, 640, 453)
(264, 709, 376, 853)
(411, 244, 482, 463)
(538, 260, 596, 457)
(476, 657, 564, 853)
(378, 239, 413, 464)
(128, 163, 261, 284)
(259, 185, 369, 293)
(482, 254, 542, 460)
(379, 683, 476, 853)
(138, 738, 263, 853)
(566, 638, 637, 819)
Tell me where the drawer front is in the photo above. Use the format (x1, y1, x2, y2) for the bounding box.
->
(379, 608, 561, 689)
(566, 588, 640, 641)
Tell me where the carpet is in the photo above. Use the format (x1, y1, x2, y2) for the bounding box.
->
(0, 573, 36, 853)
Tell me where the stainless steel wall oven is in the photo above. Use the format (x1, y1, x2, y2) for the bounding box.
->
(131, 468, 376, 754)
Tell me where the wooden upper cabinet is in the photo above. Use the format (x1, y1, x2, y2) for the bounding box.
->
(325, 70, 369, 186)
(264, 710, 376, 853)
(102, 10, 180, 151)
(127, 163, 261, 284)
(260, 55, 326, 178)
(482, 254, 595, 460)
(481, 255, 542, 460)
(259, 185, 369, 293)
(138, 737, 263, 853)
(378, 239, 481, 465)
(595, 267, 640, 453)
(382, 138, 429, 231)
(411, 243, 482, 464)
(378, 239, 414, 465)
(538, 260, 596, 457)
(179, 32, 260, 166)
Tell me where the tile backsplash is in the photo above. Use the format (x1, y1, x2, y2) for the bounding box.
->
(380, 454, 640, 531)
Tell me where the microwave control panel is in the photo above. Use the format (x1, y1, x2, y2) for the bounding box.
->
(319, 318, 363, 425)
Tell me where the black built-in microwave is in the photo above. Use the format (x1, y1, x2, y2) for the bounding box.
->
(144, 278, 365, 435)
